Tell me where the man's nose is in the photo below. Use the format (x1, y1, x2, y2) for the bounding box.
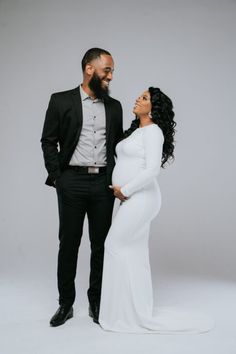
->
(107, 71, 113, 80)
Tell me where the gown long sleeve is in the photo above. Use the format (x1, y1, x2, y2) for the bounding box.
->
(120, 125, 164, 197)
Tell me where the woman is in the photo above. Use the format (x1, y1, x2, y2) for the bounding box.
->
(99, 87, 213, 334)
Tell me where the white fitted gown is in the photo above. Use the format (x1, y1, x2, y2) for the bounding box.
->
(99, 124, 213, 334)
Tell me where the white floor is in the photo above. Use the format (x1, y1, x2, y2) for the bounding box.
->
(0, 274, 235, 354)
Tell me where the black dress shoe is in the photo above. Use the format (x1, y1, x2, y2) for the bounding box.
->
(50, 304, 73, 327)
(88, 303, 99, 324)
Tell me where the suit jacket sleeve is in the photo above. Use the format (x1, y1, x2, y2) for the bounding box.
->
(40, 94, 61, 184)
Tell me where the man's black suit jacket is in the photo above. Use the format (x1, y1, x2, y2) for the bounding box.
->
(41, 86, 123, 187)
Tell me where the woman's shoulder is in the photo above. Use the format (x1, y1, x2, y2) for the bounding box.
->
(143, 124, 164, 140)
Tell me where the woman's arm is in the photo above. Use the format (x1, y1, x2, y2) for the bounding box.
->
(120, 126, 164, 197)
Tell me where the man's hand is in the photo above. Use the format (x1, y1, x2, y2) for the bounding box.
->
(109, 185, 128, 202)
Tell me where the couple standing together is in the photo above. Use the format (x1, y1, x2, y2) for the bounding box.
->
(41, 47, 213, 334)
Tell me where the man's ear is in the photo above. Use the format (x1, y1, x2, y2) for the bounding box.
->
(85, 64, 94, 76)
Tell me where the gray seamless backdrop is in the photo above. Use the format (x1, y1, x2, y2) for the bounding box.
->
(0, 0, 235, 291)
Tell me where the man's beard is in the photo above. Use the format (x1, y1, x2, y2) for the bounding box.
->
(88, 73, 110, 100)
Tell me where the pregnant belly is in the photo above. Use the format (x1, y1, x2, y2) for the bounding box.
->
(112, 160, 144, 187)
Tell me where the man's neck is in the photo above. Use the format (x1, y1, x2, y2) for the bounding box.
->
(81, 83, 96, 99)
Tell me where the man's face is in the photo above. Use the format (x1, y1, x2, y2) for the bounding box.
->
(88, 54, 114, 99)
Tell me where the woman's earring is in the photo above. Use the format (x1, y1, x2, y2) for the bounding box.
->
(148, 112, 152, 119)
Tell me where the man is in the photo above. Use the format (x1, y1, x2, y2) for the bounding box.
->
(41, 48, 123, 327)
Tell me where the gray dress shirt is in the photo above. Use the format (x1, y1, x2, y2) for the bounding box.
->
(69, 85, 107, 167)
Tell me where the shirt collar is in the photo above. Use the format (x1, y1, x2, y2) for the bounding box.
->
(80, 84, 102, 102)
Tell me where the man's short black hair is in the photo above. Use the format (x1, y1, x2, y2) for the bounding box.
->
(81, 47, 111, 72)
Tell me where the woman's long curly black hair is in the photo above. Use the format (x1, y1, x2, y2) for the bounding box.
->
(123, 87, 176, 167)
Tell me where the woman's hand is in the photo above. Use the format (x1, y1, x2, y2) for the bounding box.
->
(109, 185, 128, 202)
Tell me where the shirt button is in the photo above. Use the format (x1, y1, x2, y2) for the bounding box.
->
(95, 146, 97, 148)
(94, 131, 96, 133)
(94, 162, 97, 164)
(94, 116, 96, 119)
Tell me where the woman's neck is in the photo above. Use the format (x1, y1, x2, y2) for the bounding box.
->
(138, 115, 153, 128)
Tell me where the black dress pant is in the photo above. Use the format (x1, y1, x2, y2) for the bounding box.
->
(55, 168, 114, 306)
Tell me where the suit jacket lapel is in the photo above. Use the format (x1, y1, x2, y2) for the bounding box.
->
(71, 86, 83, 142)
(104, 99, 112, 146)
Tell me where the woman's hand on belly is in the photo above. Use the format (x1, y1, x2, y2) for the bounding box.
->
(109, 185, 129, 202)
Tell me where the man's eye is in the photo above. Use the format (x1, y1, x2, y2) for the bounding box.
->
(104, 68, 114, 73)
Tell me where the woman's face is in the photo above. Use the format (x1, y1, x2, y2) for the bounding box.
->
(133, 90, 152, 116)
